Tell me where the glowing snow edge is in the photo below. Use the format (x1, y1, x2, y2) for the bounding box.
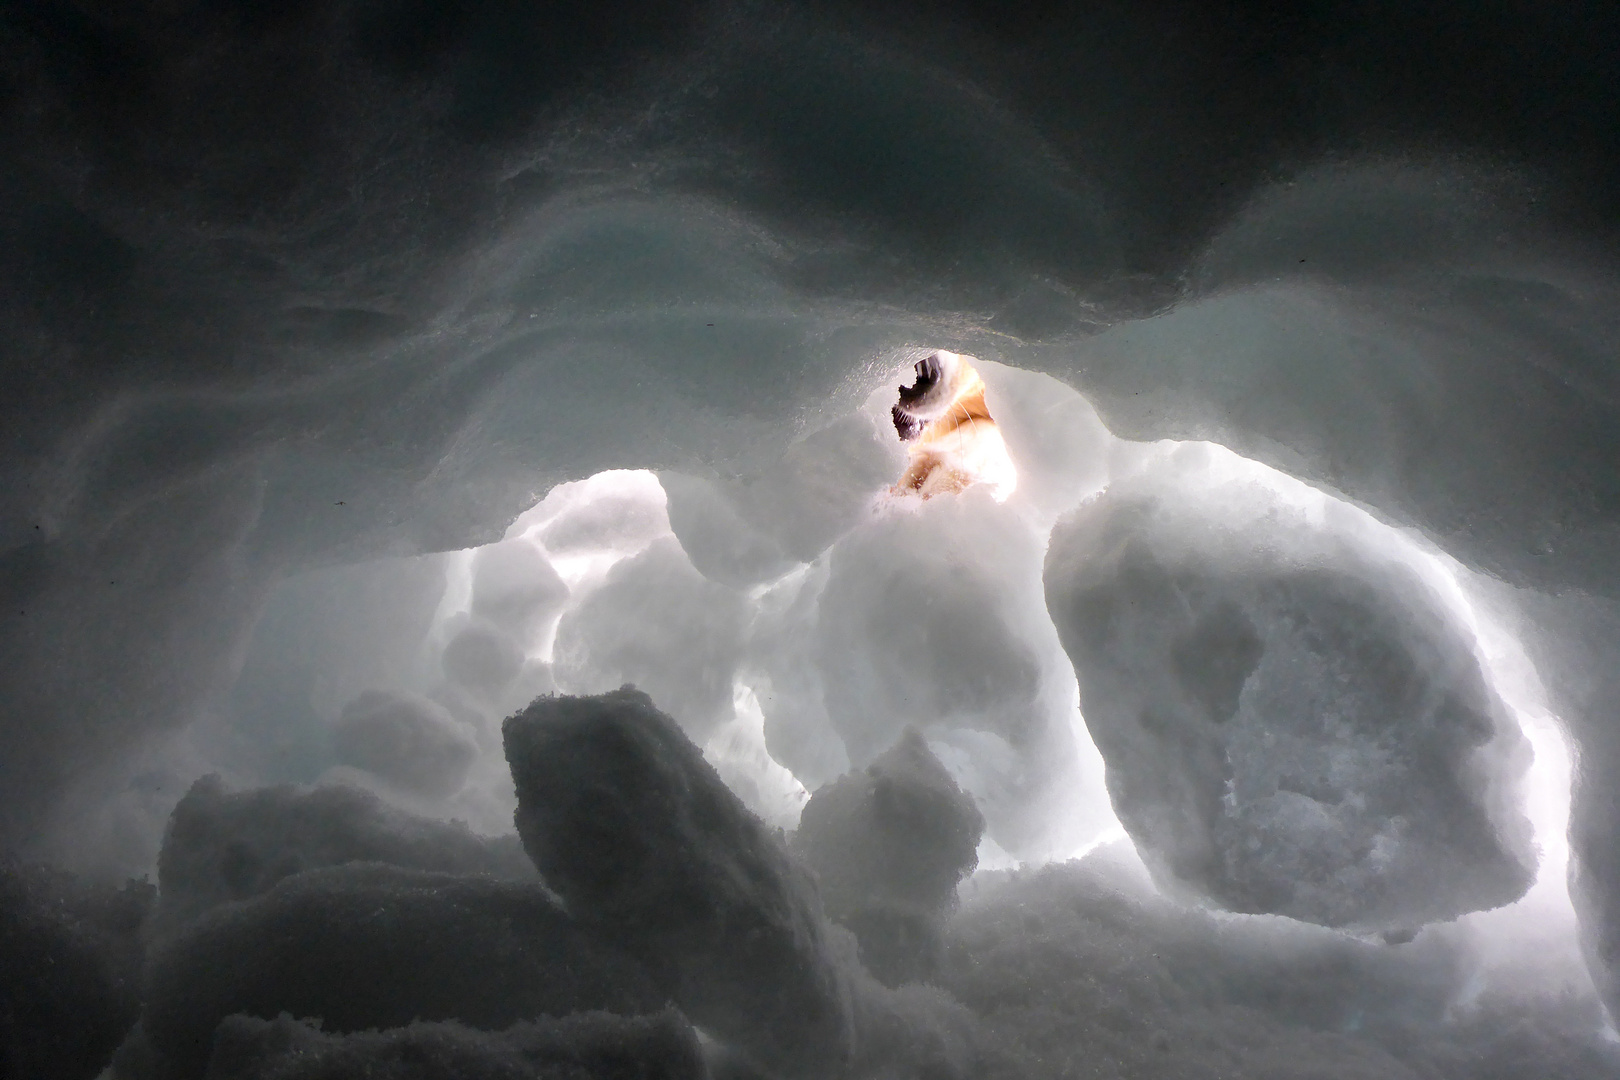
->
(379, 356, 1598, 1025)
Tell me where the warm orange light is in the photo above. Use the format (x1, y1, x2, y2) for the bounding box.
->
(889, 351, 1017, 501)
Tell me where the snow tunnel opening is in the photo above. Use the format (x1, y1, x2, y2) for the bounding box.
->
(51, 342, 1612, 1080)
(201, 348, 1588, 1001)
(887, 350, 1018, 502)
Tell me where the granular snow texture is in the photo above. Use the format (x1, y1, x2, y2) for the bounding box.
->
(141, 863, 660, 1079)
(504, 687, 854, 1078)
(152, 777, 534, 937)
(794, 727, 984, 985)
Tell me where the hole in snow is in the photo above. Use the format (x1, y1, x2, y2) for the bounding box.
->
(889, 350, 1017, 501)
(206, 356, 1599, 1029)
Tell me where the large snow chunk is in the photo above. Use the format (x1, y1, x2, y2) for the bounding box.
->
(552, 539, 749, 742)
(1044, 444, 1535, 931)
(741, 414, 904, 562)
(743, 560, 851, 790)
(794, 727, 984, 985)
(503, 688, 855, 1078)
(204, 1009, 705, 1080)
(152, 777, 534, 936)
(142, 864, 661, 1080)
(815, 491, 1111, 859)
(330, 690, 477, 799)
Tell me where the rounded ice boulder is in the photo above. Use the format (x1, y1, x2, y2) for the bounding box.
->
(1043, 444, 1536, 932)
(793, 727, 985, 986)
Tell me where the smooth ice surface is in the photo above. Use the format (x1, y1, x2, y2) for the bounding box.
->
(1045, 443, 1536, 931)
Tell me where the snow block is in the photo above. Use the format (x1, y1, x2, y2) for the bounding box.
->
(813, 491, 1107, 861)
(794, 728, 984, 985)
(503, 687, 855, 1078)
(1044, 448, 1535, 931)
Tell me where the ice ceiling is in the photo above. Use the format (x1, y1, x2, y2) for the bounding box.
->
(4, 1, 1620, 1077)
